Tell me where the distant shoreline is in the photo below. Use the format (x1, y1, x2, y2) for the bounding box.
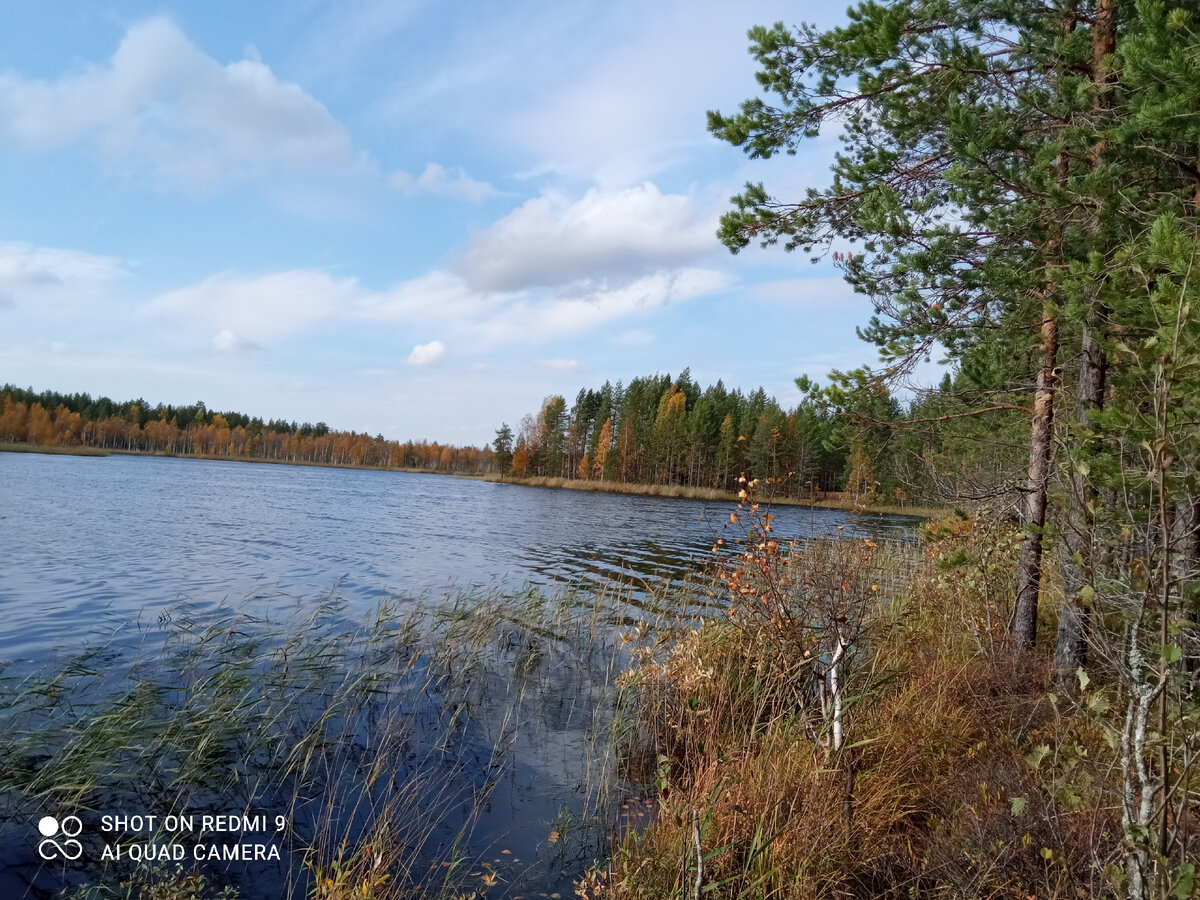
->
(0, 442, 485, 479)
(485, 474, 945, 518)
(1, 443, 945, 517)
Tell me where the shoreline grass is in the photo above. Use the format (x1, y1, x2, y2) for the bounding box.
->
(0, 441, 110, 457)
(2, 583, 670, 900)
(2, 442, 942, 515)
(595, 517, 1126, 900)
(0, 442, 486, 478)
(486, 474, 947, 518)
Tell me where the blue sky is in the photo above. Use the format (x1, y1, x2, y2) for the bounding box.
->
(0, 1, 908, 445)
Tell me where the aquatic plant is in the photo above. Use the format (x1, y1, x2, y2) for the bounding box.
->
(0, 583, 658, 899)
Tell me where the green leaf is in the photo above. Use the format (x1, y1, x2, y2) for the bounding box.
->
(1163, 645, 1182, 664)
(1172, 863, 1194, 899)
(1076, 667, 1090, 692)
(1026, 744, 1050, 769)
(1010, 796, 1027, 817)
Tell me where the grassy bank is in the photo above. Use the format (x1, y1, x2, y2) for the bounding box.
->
(0, 441, 110, 456)
(593, 514, 1142, 899)
(486, 474, 946, 518)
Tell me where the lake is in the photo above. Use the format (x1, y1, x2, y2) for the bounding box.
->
(0, 452, 921, 898)
(0, 452, 917, 660)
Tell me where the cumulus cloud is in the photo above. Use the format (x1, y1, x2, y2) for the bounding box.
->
(475, 268, 728, 343)
(406, 340, 446, 366)
(357, 265, 727, 344)
(211, 328, 264, 354)
(0, 17, 364, 190)
(454, 183, 718, 292)
(145, 270, 358, 345)
(358, 270, 496, 323)
(140, 254, 728, 353)
(389, 163, 495, 203)
(137, 181, 731, 351)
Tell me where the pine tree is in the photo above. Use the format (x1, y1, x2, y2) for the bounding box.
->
(707, 1, 1114, 645)
(492, 423, 514, 475)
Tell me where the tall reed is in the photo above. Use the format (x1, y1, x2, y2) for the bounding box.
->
(0, 582, 669, 899)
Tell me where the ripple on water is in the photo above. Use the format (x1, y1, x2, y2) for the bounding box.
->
(2, 453, 920, 659)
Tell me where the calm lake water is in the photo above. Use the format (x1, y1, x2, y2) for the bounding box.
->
(0, 452, 917, 661)
(0, 452, 920, 899)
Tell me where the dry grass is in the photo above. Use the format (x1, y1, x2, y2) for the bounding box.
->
(0, 441, 110, 456)
(487, 475, 946, 519)
(600, 518, 1124, 900)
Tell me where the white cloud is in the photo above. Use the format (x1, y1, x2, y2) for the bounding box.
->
(474, 268, 729, 343)
(359, 270, 494, 322)
(0, 242, 125, 319)
(455, 183, 718, 292)
(389, 163, 495, 203)
(211, 328, 264, 354)
(145, 270, 358, 345)
(377, 1, 799, 186)
(359, 264, 727, 345)
(136, 180, 732, 353)
(0, 242, 125, 291)
(0, 17, 364, 190)
(406, 340, 446, 366)
(138, 257, 727, 355)
(537, 358, 579, 371)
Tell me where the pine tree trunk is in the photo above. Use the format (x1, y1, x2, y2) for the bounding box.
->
(1055, 0, 1114, 675)
(1014, 312, 1059, 648)
(1056, 302, 1106, 674)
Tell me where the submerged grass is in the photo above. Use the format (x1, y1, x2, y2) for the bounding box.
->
(0, 582, 679, 900)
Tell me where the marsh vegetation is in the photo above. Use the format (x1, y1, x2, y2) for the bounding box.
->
(0, 584, 671, 899)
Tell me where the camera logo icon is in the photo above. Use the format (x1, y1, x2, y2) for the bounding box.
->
(37, 815, 83, 861)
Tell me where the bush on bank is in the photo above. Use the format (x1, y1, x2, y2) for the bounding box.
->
(599, 512, 1144, 900)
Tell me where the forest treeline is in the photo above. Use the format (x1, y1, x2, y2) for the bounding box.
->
(2, 373, 1021, 506)
(494, 368, 1025, 505)
(0, 385, 495, 474)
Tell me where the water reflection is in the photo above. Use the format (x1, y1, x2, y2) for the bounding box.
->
(0, 453, 919, 661)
